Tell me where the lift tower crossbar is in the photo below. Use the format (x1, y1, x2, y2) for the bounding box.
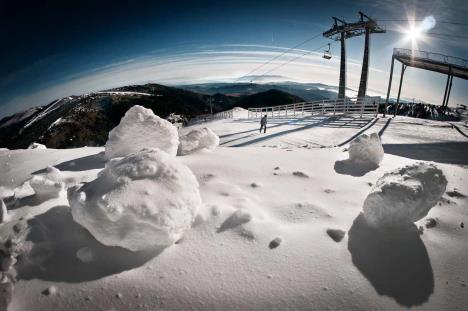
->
(323, 12, 385, 100)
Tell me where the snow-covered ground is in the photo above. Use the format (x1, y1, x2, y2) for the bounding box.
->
(1, 108, 467, 311)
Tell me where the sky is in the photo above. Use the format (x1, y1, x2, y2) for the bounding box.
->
(1, 0, 467, 118)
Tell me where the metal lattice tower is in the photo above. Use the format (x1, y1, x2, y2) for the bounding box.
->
(323, 12, 385, 99)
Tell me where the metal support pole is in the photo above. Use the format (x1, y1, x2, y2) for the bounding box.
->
(384, 56, 395, 117)
(338, 32, 347, 99)
(442, 76, 450, 107)
(446, 75, 454, 108)
(442, 65, 453, 107)
(395, 63, 407, 117)
(358, 28, 370, 99)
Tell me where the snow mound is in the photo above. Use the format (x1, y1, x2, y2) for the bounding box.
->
(105, 105, 179, 159)
(68, 148, 201, 251)
(348, 133, 384, 167)
(29, 166, 66, 197)
(177, 127, 219, 156)
(28, 143, 47, 150)
(363, 163, 447, 227)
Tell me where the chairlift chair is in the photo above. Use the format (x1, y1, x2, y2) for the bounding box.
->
(323, 43, 332, 60)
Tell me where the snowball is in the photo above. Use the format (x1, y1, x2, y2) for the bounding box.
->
(105, 105, 179, 159)
(177, 127, 219, 156)
(28, 143, 47, 150)
(363, 163, 447, 228)
(42, 286, 58, 296)
(348, 133, 384, 167)
(68, 148, 201, 251)
(29, 166, 66, 197)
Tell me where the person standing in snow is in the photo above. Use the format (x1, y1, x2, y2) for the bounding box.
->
(260, 115, 267, 133)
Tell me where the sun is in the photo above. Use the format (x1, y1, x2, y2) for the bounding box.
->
(392, 15, 436, 51)
(406, 26, 422, 42)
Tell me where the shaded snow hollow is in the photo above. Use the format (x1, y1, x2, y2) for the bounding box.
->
(105, 105, 179, 159)
(68, 148, 201, 251)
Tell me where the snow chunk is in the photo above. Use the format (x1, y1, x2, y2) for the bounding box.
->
(348, 133, 384, 167)
(0, 186, 14, 200)
(29, 166, 66, 197)
(42, 286, 58, 296)
(28, 143, 47, 150)
(177, 127, 219, 156)
(1, 199, 8, 223)
(105, 105, 179, 159)
(68, 148, 201, 251)
(363, 163, 447, 228)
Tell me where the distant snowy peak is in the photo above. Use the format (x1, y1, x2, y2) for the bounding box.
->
(95, 91, 153, 96)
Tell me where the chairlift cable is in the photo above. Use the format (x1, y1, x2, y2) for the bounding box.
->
(252, 42, 332, 81)
(235, 32, 325, 82)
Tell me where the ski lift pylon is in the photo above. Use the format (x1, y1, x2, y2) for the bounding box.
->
(323, 43, 332, 60)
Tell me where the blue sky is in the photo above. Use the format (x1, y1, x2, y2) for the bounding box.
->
(1, 0, 467, 118)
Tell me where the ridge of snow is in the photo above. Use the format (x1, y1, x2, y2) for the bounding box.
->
(95, 91, 152, 96)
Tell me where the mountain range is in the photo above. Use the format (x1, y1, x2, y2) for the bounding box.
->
(1, 82, 337, 149)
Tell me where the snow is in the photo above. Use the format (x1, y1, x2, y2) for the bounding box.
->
(0, 199, 8, 223)
(348, 132, 384, 167)
(0, 114, 467, 311)
(47, 117, 64, 130)
(105, 105, 179, 159)
(23, 99, 64, 129)
(363, 162, 448, 227)
(28, 143, 47, 150)
(42, 286, 58, 296)
(29, 166, 66, 198)
(95, 91, 152, 96)
(68, 148, 201, 251)
(76, 247, 94, 263)
(177, 127, 219, 156)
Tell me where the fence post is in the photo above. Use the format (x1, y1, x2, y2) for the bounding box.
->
(360, 99, 363, 118)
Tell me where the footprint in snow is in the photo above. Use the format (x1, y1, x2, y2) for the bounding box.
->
(292, 171, 309, 178)
(326, 229, 346, 242)
(217, 210, 252, 233)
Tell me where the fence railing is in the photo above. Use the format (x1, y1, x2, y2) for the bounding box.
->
(214, 110, 234, 119)
(247, 97, 379, 119)
(394, 48, 468, 69)
(189, 110, 234, 125)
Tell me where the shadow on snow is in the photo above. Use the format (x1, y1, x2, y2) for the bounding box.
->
(16, 206, 163, 283)
(348, 214, 434, 307)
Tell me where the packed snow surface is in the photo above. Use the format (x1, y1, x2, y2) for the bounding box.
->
(363, 162, 447, 227)
(68, 148, 201, 251)
(177, 127, 219, 156)
(105, 105, 179, 159)
(349, 132, 384, 167)
(1, 114, 468, 311)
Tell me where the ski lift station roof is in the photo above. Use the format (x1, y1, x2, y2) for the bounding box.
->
(393, 48, 468, 80)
